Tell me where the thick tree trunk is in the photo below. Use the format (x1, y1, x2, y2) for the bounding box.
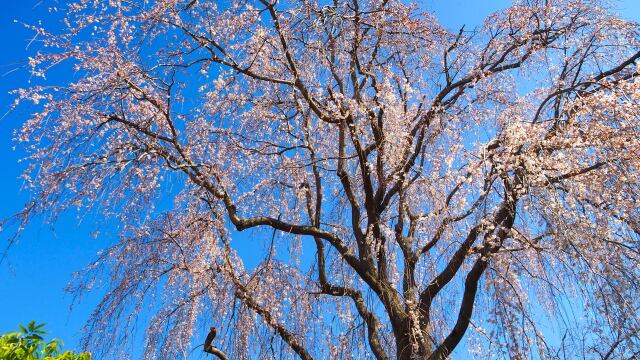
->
(394, 322, 432, 360)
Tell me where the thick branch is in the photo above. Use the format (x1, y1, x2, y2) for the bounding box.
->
(204, 346, 229, 360)
(235, 285, 314, 360)
(321, 284, 389, 360)
(427, 256, 488, 360)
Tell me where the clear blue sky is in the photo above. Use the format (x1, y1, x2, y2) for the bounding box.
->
(0, 0, 638, 357)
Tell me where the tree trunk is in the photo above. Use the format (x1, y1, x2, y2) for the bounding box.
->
(395, 322, 432, 360)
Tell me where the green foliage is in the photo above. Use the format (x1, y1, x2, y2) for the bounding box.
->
(0, 321, 90, 360)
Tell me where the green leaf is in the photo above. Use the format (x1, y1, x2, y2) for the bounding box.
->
(0, 322, 90, 360)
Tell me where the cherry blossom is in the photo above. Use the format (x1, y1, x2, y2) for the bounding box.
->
(5, 0, 640, 359)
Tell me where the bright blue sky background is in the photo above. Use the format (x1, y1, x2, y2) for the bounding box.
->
(0, 0, 639, 358)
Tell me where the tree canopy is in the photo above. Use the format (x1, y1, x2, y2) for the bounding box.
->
(0, 321, 90, 360)
(5, 0, 640, 359)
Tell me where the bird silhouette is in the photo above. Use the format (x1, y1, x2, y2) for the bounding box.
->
(204, 326, 217, 353)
